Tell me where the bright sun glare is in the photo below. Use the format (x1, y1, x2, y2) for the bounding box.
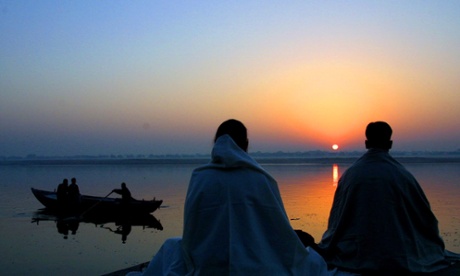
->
(332, 144, 339, 150)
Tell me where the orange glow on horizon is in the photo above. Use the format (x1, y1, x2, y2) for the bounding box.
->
(247, 59, 413, 150)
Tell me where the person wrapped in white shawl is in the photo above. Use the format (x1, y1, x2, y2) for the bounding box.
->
(131, 119, 328, 275)
(319, 121, 460, 274)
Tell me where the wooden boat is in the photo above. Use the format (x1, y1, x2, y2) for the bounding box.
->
(31, 187, 162, 215)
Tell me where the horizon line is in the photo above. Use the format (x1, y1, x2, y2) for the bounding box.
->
(2, 149, 460, 160)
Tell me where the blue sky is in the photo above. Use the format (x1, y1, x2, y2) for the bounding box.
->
(1, 1, 460, 156)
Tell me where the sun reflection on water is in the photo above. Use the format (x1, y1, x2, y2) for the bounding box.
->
(270, 164, 342, 242)
(332, 164, 339, 186)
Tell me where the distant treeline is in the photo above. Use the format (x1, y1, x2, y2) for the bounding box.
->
(1, 150, 460, 165)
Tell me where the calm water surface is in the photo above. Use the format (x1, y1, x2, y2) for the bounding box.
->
(0, 161, 459, 275)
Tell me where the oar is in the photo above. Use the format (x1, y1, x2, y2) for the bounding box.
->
(61, 191, 115, 222)
(79, 191, 114, 219)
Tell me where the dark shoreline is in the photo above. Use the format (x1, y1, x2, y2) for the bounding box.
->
(2, 156, 460, 166)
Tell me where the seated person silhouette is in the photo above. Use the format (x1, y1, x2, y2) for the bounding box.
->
(113, 182, 133, 204)
(128, 119, 328, 275)
(318, 121, 460, 274)
(56, 178, 68, 210)
(67, 177, 81, 213)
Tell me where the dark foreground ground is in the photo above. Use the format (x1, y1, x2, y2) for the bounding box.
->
(103, 261, 460, 276)
(102, 261, 148, 276)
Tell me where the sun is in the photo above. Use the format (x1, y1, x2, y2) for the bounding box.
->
(332, 144, 339, 150)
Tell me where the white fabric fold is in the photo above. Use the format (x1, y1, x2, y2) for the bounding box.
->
(182, 135, 328, 275)
(319, 149, 460, 273)
(138, 135, 330, 275)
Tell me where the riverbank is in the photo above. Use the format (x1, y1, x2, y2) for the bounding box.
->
(2, 156, 460, 166)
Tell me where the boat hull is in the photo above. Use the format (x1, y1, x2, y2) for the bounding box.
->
(31, 188, 162, 215)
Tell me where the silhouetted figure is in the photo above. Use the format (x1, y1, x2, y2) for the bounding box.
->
(56, 178, 68, 210)
(112, 182, 133, 204)
(67, 177, 81, 213)
(318, 121, 460, 274)
(137, 119, 328, 275)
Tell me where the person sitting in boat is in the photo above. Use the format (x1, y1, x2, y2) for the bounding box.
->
(318, 121, 460, 274)
(67, 177, 81, 212)
(112, 182, 133, 204)
(56, 178, 68, 209)
(129, 119, 329, 275)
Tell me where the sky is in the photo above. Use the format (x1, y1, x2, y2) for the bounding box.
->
(1, 1, 460, 156)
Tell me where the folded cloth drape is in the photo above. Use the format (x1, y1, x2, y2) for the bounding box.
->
(132, 135, 330, 275)
(319, 149, 460, 273)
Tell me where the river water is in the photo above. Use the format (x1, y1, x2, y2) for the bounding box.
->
(0, 160, 459, 275)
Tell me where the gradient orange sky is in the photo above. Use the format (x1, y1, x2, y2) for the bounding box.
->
(1, 2, 460, 156)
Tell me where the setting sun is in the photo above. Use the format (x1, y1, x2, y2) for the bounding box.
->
(332, 144, 339, 150)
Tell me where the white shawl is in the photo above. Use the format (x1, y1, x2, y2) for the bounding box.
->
(319, 149, 459, 273)
(182, 135, 328, 275)
(132, 135, 329, 276)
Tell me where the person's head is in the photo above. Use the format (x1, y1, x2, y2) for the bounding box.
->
(121, 182, 126, 188)
(365, 121, 393, 151)
(214, 119, 248, 151)
(71, 177, 76, 184)
(63, 179, 68, 185)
